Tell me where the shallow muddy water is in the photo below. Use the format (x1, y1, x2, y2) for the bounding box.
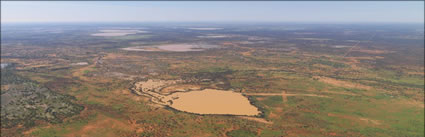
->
(166, 89, 260, 116)
(132, 80, 260, 116)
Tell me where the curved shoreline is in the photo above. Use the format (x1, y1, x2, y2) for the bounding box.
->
(129, 81, 267, 118)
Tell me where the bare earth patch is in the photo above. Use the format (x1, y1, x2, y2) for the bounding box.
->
(328, 113, 382, 126)
(238, 116, 273, 124)
(352, 49, 394, 54)
(159, 84, 202, 94)
(314, 76, 372, 90)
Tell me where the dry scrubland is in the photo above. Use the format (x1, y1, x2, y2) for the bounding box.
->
(1, 25, 424, 137)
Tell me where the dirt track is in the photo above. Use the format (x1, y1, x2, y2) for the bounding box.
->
(238, 116, 273, 124)
(244, 92, 331, 101)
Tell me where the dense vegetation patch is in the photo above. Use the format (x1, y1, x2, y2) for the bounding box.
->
(227, 129, 257, 137)
(1, 69, 83, 128)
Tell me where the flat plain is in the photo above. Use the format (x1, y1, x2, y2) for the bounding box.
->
(1, 23, 424, 137)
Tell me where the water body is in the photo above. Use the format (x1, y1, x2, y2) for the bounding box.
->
(166, 89, 260, 116)
(122, 43, 219, 52)
(132, 80, 260, 116)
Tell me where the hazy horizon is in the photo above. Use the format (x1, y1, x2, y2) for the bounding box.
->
(1, 1, 424, 23)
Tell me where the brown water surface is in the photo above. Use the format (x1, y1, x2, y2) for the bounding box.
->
(167, 89, 260, 116)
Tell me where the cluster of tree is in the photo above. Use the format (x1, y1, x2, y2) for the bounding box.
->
(1, 69, 84, 128)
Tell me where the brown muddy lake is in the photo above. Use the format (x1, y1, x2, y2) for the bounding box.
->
(165, 89, 260, 116)
(132, 80, 260, 116)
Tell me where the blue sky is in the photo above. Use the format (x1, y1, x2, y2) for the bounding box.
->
(1, 1, 424, 23)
